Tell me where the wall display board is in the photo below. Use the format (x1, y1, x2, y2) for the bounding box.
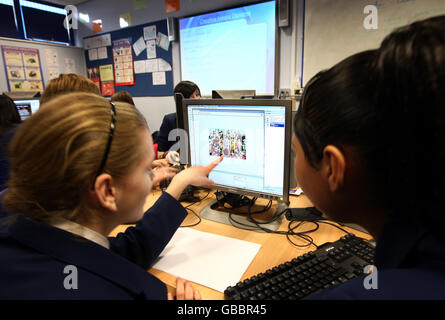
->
(84, 19, 173, 97)
(1, 45, 44, 92)
(0, 37, 87, 94)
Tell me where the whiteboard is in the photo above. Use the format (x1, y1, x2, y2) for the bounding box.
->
(303, 0, 445, 85)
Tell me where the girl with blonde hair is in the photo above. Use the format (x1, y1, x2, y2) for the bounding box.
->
(0, 92, 221, 299)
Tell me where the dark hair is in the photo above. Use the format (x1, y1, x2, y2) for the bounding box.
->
(294, 50, 379, 173)
(111, 91, 135, 106)
(295, 15, 445, 240)
(174, 80, 200, 98)
(373, 15, 445, 234)
(0, 94, 21, 137)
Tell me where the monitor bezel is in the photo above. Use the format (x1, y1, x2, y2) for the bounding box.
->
(183, 98, 291, 204)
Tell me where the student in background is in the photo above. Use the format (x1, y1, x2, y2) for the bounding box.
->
(0, 92, 222, 299)
(111, 91, 135, 106)
(157, 80, 201, 159)
(110, 90, 178, 185)
(292, 15, 445, 299)
(0, 74, 102, 192)
(0, 94, 21, 191)
(40, 73, 101, 105)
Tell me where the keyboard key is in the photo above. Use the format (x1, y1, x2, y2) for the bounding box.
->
(256, 293, 266, 300)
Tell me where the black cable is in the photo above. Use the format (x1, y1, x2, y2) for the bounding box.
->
(180, 190, 211, 228)
(181, 190, 354, 249)
(181, 207, 201, 228)
(317, 220, 352, 235)
(286, 219, 320, 249)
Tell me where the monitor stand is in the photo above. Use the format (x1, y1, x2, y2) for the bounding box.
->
(199, 199, 288, 233)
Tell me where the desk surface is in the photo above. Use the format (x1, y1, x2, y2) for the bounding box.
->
(110, 188, 373, 300)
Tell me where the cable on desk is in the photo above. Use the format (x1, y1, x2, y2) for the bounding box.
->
(229, 199, 355, 249)
(180, 190, 211, 228)
(317, 220, 353, 235)
(182, 191, 357, 248)
(286, 219, 320, 249)
(181, 207, 201, 228)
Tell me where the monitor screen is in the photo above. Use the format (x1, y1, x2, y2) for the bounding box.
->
(184, 99, 291, 203)
(179, 1, 276, 96)
(14, 99, 40, 121)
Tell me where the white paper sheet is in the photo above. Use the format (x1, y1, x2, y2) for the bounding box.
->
(88, 48, 98, 61)
(143, 25, 157, 40)
(145, 59, 158, 73)
(146, 39, 157, 59)
(151, 228, 261, 293)
(152, 71, 166, 85)
(97, 47, 108, 60)
(157, 58, 171, 72)
(134, 60, 146, 74)
(133, 36, 146, 56)
(64, 58, 76, 73)
(156, 32, 170, 51)
(45, 49, 58, 66)
(84, 33, 111, 49)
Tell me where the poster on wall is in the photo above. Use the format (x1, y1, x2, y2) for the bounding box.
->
(87, 67, 100, 90)
(1, 46, 44, 92)
(101, 81, 115, 96)
(112, 38, 135, 86)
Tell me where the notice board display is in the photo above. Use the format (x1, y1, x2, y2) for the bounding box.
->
(83, 19, 173, 97)
(1, 45, 44, 92)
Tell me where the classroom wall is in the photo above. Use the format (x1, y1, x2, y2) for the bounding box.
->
(303, 0, 445, 85)
(75, 0, 301, 132)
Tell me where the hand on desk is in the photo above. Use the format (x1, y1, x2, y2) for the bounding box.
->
(168, 277, 201, 300)
(165, 156, 223, 201)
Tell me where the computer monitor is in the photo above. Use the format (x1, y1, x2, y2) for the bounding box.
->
(183, 98, 292, 230)
(175, 92, 184, 130)
(13, 98, 40, 121)
(212, 90, 256, 99)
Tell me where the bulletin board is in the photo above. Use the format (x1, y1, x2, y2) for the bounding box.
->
(0, 37, 86, 94)
(1, 45, 44, 92)
(83, 19, 173, 97)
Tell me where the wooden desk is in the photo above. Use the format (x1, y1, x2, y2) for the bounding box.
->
(110, 188, 373, 300)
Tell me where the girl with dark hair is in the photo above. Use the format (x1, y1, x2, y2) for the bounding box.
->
(0, 94, 21, 191)
(293, 15, 445, 299)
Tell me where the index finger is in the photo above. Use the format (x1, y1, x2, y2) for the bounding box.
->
(205, 155, 223, 172)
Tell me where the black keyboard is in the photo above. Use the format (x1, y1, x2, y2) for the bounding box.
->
(224, 234, 375, 300)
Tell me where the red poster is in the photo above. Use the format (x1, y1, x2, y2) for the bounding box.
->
(101, 81, 115, 96)
(112, 38, 135, 86)
(87, 67, 100, 91)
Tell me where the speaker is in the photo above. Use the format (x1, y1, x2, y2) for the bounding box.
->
(167, 16, 178, 42)
(278, 0, 289, 28)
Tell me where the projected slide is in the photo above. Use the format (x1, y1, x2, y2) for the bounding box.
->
(179, 1, 276, 95)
